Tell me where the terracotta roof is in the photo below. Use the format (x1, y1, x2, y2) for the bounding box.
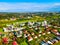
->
(51, 29, 58, 33)
(46, 27, 51, 31)
(2, 37, 9, 44)
(12, 41, 18, 45)
(28, 36, 32, 40)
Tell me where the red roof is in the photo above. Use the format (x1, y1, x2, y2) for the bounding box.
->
(46, 27, 51, 31)
(12, 41, 18, 45)
(52, 29, 58, 33)
(28, 36, 32, 40)
(2, 37, 8, 44)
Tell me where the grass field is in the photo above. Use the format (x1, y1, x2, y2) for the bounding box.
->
(0, 28, 3, 32)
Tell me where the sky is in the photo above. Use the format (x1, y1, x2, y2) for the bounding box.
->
(0, 0, 60, 12)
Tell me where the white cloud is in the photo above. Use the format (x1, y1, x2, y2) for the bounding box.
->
(0, 2, 60, 12)
(54, 3, 60, 6)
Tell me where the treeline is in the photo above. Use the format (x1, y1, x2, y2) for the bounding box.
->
(0, 12, 60, 19)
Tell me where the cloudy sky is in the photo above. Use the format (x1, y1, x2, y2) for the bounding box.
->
(0, 0, 60, 12)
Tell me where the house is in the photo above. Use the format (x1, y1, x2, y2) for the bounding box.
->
(8, 32, 14, 36)
(12, 41, 18, 45)
(28, 36, 33, 42)
(53, 39, 58, 43)
(20, 23, 25, 27)
(16, 27, 24, 31)
(2, 37, 9, 44)
(35, 27, 38, 30)
(50, 39, 58, 44)
(40, 41, 49, 45)
(37, 22, 41, 25)
(56, 37, 60, 40)
(28, 22, 34, 26)
(39, 30, 42, 33)
(23, 30, 28, 34)
(34, 35, 38, 39)
(46, 27, 51, 31)
(42, 20, 48, 26)
(24, 33, 29, 38)
(47, 32, 51, 34)
(3, 28, 8, 32)
(24, 33, 30, 38)
(45, 25, 49, 28)
(31, 32, 35, 35)
(44, 20, 48, 25)
(3, 25, 14, 32)
(3, 24, 25, 32)
(37, 26, 40, 29)
(17, 31, 23, 37)
(42, 32, 46, 35)
(10, 18, 16, 21)
(51, 29, 60, 35)
(27, 16, 32, 19)
(13, 31, 17, 37)
(28, 33, 30, 36)
(47, 41, 53, 44)
(38, 34, 41, 37)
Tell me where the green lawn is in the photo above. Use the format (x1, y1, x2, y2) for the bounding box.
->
(20, 41, 28, 45)
(0, 28, 3, 32)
